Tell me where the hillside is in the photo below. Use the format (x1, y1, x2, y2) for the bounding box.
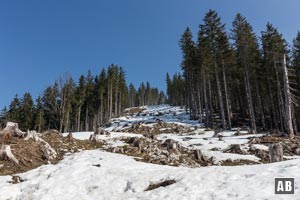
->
(0, 105, 299, 199)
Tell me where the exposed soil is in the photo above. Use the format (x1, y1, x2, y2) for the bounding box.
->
(0, 134, 104, 176)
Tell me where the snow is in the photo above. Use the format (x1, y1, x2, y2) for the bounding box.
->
(1, 105, 299, 199)
(157, 131, 265, 163)
(0, 150, 299, 200)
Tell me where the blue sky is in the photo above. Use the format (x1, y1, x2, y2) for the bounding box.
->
(0, 0, 300, 108)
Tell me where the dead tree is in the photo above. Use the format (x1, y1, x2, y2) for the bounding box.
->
(282, 54, 294, 139)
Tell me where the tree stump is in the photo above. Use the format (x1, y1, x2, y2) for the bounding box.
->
(294, 148, 300, 156)
(269, 143, 283, 162)
(224, 144, 246, 155)
(0, 131, 12, 144)
(67, 132, 74, 141)
(1, 122, 26, 138)
(235, 128, 241, 136)
(0, 145, 19, 164)
(163, 139, 177, 150)
(193, 149, 208, 163)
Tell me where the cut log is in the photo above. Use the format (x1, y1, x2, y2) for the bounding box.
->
(269, 143, 283, 162)
(0, 145, 19, 164)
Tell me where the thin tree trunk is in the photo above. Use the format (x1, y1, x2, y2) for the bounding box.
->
(214, 61, 226, 129)
(254, 76, 266, 130)
(282, 54, 294, 139)
(222, 61, 231, 130)
(267, 75, 278, 132)
(273, 54, 285, 132)
(243, 63, 257, 134)
(77, 106, 81, 132)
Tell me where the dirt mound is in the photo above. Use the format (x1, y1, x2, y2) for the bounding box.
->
(0, 122, 104, 176)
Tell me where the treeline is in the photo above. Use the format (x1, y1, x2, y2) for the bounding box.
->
(0, 65, 166, 132)
(167, 10, 300, 137)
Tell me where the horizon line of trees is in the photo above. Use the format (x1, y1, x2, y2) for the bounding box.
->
(167, 10, 300, 138)
(0, 65, 166, 132)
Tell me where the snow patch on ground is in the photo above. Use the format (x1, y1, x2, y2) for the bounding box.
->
(0, 150, 299, 200)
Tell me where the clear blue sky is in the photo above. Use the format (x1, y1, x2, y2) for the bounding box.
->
(0, 0, 300, 108)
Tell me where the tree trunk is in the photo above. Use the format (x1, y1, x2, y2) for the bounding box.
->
(282, 54, 294, 139)
(273, 54, 285, 132)
(254, 76, 266, 130)
(214, 61, 226, 129)
(243, 61, 256, 134)
(222, 61, 232, 130)
(77, 106, 81, 132)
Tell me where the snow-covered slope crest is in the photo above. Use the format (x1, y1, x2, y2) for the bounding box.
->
(0, 150, 299, 200)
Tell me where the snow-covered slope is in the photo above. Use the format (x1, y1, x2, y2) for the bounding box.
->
(1, 105, 299, 199)
(0, 150, 299, 200)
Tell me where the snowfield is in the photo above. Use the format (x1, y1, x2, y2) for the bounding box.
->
(0, 150, 300, 200)
(1, 105, 299, 199)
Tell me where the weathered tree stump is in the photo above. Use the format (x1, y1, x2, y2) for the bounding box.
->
(67, 132, 74, 141)
(25, 130, 41, 142)
(163, 139, 177, 150)
(224, 144, 246, 155)
(40, 142, 57, 160)
(235, 128, 241, 136)
(269, 143, 283, 162)
(294, 148, 300, 156)
(193, 149, 208, 163)
(0, 145, 19, 164)
(1, 122, 26, 138)
(0, 131, 12, 144)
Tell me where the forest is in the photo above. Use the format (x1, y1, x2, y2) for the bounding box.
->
(1, 10, 300, 139)
(0, 65, 166, 132)
(167, 10, 300, 138)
